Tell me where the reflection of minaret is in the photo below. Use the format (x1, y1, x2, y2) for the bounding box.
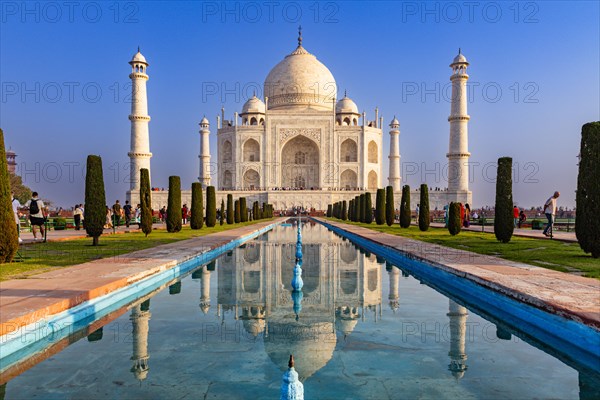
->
(199, 266, 211, 314)
(131, 299, 151, 381)
(387, 266, 400, 312)
(447, 299, 468, 379)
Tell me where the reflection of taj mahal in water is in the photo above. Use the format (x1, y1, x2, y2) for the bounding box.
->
(121, 222, 472, 383)
(126, 28, 472, 210)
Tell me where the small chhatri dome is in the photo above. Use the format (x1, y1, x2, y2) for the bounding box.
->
(335, 93, 359, 114)
(389, 116, 400, 127)
(451, 48, 468, 65)
(200, 116, 210, 125)
(131, 46, 148, 65)
(242, 95, 266, 114)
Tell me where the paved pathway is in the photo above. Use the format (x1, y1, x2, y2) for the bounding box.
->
(427, 222, 577, 242)
(317, 218, 599, 330)
(1, 219, 284, 338)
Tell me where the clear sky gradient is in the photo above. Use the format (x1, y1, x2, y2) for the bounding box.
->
(1, 1, 599, 208)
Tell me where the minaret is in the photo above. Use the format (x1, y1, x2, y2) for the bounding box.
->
(387, 266, 400, 312)
(128, 48, 152, 194)
(6, 148, 16, 174)
(199, 265, 211, 315)
(130, 299, 151, 381)
(388, 117, 401, 191)
(447, 49, 471, 192)
(447, 299, 468, 379)
(199, 116, 211, 188)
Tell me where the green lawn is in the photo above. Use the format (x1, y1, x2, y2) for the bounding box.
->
(325, 218, 599, 279)
(1, 219, 273, 281)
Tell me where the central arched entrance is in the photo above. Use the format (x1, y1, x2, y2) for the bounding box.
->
(281, 135, 320, 189)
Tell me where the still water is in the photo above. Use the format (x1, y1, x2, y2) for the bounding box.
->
(1, 220, 598, 399)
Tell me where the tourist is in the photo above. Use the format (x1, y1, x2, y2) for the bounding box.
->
(518, 210, 527, 228)
(123, 200, 132, 228)
(112, 200, 122, 228)
(513, 205, 519, 227)
(105, 206, 113, 229)
(73, 204, 83, 230)
(12, 193, 22, 243)
(443, 204, 449, 227)
(542, 191, 560, 237)
(182, 204, 189, 224)
(463, 203, 471, 228)
(25, 192, 46, 241)
(415, 204, 420, 221)
(159, 206, 167, 222)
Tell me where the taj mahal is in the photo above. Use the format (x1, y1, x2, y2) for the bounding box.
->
(126, 29, 472, 210)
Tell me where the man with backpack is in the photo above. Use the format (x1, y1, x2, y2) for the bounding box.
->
(112, 200, 122, 228)
(123, 200, 133, 228)
(25, 192, 46, 241)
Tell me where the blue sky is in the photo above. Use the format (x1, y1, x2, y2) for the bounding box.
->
(1, 1, 598, 208)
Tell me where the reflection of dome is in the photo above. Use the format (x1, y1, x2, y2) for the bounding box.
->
(242, 95, 266, 114)
(265, 321, 336, 381)
(200, 301, 210, 314)
(335, 95, 359, 114)
(242, 318, 266, 337)
(264, 43, 337, 111)
(335, 318, 358, 337)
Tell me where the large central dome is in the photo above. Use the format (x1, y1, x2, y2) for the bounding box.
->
(264, 40, 337, 112)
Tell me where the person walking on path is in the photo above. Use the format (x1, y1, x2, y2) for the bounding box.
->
(73, 204, 83, 230)
(182, 204, 189, 225)
(542, 191, 560, 237)
(513, 206, 519, 227)
(25, 192, 46, 241)
(123, 200, 132, 228)
(112, 200, 122, 228)
(12, 193, 22, 243)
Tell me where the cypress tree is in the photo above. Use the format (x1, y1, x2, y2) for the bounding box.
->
(234, 199, 241, 223)
(354, 196, 360, 221)
(190, 182, 204, 230)
(341, 200, 348, 221)
(385, 186, 394, 226)
(0, 129, 18, 262)
(327, 204, 332, 217)
(448, 202, 462, 236)
(494, 157, 514, 243)
(220, 199, 225, 225)
(84, 155, 106, 246)
(364, 192, 373, 224)
(226, 194, 234, 224)
(399, 185, 411, 228)
(206, 186, 217, 227)
(140, 168, 153, 237)
(239, 197, 248, 222)
(418, 184, 430, 232)
(357, 194, 364, 222)
(348, 200, 354, 222)
(576, 122, 600, 257)
(375, 188, 385, 225)
(167, 176, 182, 233)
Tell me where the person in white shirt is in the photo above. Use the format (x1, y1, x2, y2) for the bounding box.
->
(73, 204, 83, 230)
(542, 191, 560, 237)
(11, 193, 23, 243)
(24, 191, 46, 241)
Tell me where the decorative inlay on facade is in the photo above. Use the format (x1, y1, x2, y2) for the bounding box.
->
(279, 128, 321, 144)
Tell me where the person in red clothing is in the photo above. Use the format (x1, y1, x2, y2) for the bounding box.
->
(460, 203, 465, 227)
(182, 204, 189, 224)
(513, 206, 519, 228)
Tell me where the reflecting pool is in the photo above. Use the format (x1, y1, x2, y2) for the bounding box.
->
(1, 219, 598, 399)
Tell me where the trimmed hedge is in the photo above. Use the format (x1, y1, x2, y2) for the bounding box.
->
(0, 128, 18, 261)
(140, 168, 153, 236)
(385, 186, 394, 226)
(494, 157, 514, 243)
(84, 155, 106, 245)
(234, 199, 240, 223)
(167, 176, 182, 233)
(448, 202, 462, 236)
(341, 200, 348, 220)
(576, 121, 600, 257)
(220, 199, 225, 225)
(399, 185, 411, 228)
(375, 188, 385, 225)
(240, 197, 248, 222)
(190, 182, 204, 230)
(327, 204, 332, 217)
(226, 194, 234, 224)
(364, 192, 373, 224)
(206, 186, 217, 227)
(418, 184, 430, 231)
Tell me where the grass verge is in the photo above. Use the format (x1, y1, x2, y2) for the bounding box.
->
(1, 219, 273, 281)
(324, 218, 599, 279)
